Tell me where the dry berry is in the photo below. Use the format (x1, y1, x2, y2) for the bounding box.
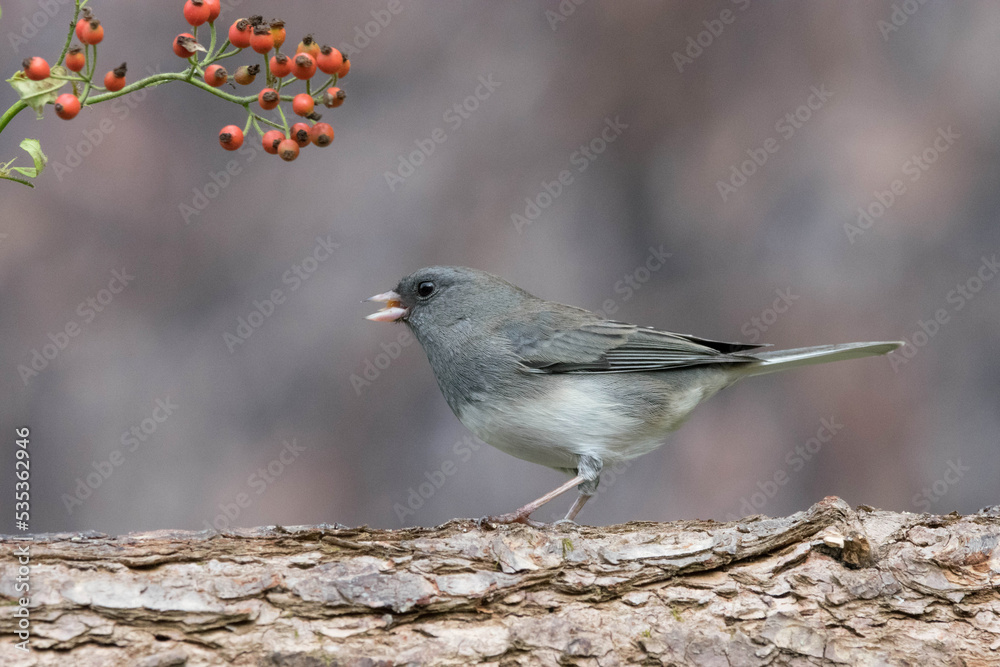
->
(204, 64, 227, 87)
(65, 46, 85, 72)
(270, 21, 286, 49)
(23, 57, 50, 81)
(258, 88, 279, 110)
(183, 0, 211, 27)
(249, 25, 274, 54)
(173, 33, 203, 58)
(277, 138, 300, 161)
(79, 18, 104, 45)
(292, 93, 314, 116)
(233, 64, 259, 85)
(295, 35, 320, 58)
(103, 62, 127, 92)
(269, 53, 292, 78)
(290, 122, 311, 147)
(228, 19, 252, 49)
(219, 125, 244, 151)
(291, 53, 316, 80)
(261, 129, 285, 154)
(323, 87, 345, 108)
(54, 93, 81, 120)
(316, 46, 343, 75)
(309, 122, 334, 147)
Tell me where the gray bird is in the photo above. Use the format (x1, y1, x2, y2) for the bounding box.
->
(366, 266, 902, 526)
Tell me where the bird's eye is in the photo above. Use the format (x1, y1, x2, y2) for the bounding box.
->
(417, 281, 435, 298)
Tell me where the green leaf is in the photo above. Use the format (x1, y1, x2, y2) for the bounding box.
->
(0, 138, 47, 187)
(7, 66, 69, 119)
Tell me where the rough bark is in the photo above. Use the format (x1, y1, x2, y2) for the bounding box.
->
(2, 497, 1000, 666)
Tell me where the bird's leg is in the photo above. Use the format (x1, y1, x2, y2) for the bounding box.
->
(479, 475, 585, 528)
(563, 493, 591, 522)
(560, 455, 602, 523)
(479, 455, 604, 528)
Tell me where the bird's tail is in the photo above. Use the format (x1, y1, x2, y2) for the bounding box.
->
(743, 341, 903, 377)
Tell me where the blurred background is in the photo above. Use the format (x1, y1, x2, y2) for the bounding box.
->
(2, 1, 998, 535)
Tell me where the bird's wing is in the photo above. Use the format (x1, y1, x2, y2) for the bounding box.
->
(501, 307, 764, 374)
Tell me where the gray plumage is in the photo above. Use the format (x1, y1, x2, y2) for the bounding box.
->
(367, 266, 902, 523)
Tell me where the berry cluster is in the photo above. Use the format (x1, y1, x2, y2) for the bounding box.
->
(173, 12, 350, 162)
(4, 1, 352, 185)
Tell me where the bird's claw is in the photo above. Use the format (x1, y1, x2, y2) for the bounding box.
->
(476, 511, 544, 530)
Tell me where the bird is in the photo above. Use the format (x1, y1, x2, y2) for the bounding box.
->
(365, 266, 902, 526)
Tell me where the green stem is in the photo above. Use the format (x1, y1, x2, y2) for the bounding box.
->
(205, 22, 217, 61)
(56, 0, 84, 67)
(251, 113, 285, 131)
(275, 103, 290, 132)
(0, 101, 29, 136)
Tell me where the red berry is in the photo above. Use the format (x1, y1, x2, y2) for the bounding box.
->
(337, 56, 350, 78)
(258, 88, 279, 110)
(22, 57, 50, 81)
(291, 53, 316, 80)
(233, 64, 259, 85)
(54, 93, 81, 120)
(277, 138, 300, 161)
(290, 123, 311, 147)
(249, 26, 274, 54)
(173, 33, 202, 58)
(204, 0, 221, 23)
(79, 19, 103, 45)
(261, 130, 284, 154)
(228, 19, 252, 49)
(103, 63, 127, 92)
(316, 46, 343, 75)
(74, 10, 94, 42)
(183, 0, 211, 26)
(323, 87, 345, 108)
(292, 94, 314, 116)
(269, 53, 292, 78)
(309, 122, 334, 147)
(204, 64, 228, 87)
(295, 35, 320, 58)
(219, 125, 244, 151)
(65, 46, 85, 72)
(270, 21, 286, 49)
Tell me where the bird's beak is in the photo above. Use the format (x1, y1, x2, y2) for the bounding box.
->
(364, 290, 409, 322)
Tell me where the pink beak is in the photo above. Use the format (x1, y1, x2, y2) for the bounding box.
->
(365, 290, 409, 322)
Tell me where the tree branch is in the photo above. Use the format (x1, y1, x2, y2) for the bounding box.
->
(2, 497, 999, 665)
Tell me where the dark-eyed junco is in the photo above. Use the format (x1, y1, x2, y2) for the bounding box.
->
(366, 266, 902, 526)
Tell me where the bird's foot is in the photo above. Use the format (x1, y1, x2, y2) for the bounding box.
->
(476, 510, 545, 530)
(551, 518, 579, 527)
